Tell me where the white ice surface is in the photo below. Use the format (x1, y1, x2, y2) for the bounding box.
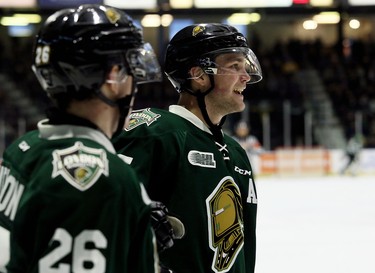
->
(255, 175, 375, 273)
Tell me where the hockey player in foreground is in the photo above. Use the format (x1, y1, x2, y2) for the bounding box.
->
(113, 23, 263, 273)
(0, 4, 171, 272)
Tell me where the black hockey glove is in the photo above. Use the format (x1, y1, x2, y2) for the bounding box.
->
(150, 201, 185, 252)
(150, 201, 174, 251)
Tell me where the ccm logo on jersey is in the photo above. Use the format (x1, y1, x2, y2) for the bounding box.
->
(234, 166, 251, 176)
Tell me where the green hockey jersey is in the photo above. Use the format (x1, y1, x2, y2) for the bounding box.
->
(113, 105, 258, 273)
(0, 120, 158, 273)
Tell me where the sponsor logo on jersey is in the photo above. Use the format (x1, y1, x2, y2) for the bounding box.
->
(206, 176, 244, 273)
(234, 166, 251, 176)
(188, 150, 216, 168)
(125, 108, 161, 131)
(52, 142, 109, 191)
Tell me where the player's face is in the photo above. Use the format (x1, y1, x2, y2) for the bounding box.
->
(206, 53, 251, 117)
(236, 126, 249, 138)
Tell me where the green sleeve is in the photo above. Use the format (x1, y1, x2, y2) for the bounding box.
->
(115, 131, 181, 203)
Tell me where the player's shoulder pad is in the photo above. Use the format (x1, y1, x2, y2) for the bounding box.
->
(4, 130, 40, 157)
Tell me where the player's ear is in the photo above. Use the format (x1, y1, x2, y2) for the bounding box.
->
(189, 66, 211, 93)
(107, 65, 121, 82)
(189, 66, 205, 80)
(102, 65, 122, 96)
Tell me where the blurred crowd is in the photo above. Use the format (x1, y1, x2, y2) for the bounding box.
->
(1, 32, 375, 150)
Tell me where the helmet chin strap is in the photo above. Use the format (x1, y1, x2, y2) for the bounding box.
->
(96, 79, 137, 137)
(185, 74, 229, 160)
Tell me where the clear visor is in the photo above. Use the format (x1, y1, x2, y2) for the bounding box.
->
(201, 47, 262, 84)
(126, 43, 162, 84)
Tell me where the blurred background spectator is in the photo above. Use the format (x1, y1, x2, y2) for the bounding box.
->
(1, 3, 375, 154)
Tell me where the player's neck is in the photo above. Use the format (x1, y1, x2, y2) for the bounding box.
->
(67, 99, 118, 138)
(178, 94, 222, 126)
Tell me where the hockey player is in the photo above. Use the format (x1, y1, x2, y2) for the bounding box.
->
(340, 133, 364, 175)
(113, 23, 262, 273)
(0, 4, 166, 272)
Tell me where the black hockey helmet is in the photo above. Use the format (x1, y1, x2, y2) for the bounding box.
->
(32, 4, 161, 96)
(164, 23, 262, 92)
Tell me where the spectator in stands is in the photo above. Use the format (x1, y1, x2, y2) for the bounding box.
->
(233, 120, 264, 157)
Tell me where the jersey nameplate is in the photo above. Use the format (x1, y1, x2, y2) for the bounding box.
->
(125, 108, 160, 131)
(0, 165, 24, 221)
(52, 142, 109, 191)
